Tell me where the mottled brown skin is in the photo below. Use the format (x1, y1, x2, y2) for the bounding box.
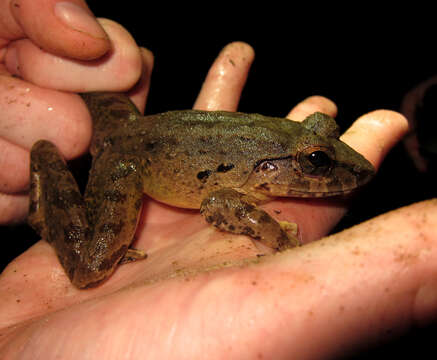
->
(28, 93, 375, 288)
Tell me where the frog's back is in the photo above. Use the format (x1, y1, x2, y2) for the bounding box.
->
(138, 110, 304, 208)
(144, 110, 305, 156)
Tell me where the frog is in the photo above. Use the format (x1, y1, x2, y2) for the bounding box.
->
(28, 92, 375, 288)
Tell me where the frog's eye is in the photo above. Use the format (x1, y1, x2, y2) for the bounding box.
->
(297, 146, 333, 177)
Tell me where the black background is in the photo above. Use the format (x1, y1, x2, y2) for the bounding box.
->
(2, 3, 437, 358)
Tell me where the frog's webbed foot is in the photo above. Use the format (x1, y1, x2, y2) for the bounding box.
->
(200, 188, 300, 251)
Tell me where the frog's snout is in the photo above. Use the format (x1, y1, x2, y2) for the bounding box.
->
(332, 159, 375, 194)
(355, 162, 375, 186)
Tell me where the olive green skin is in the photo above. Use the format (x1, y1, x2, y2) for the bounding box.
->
(28, 92, 374, 288)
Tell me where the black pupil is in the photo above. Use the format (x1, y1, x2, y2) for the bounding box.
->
(308, 151, 331, 167)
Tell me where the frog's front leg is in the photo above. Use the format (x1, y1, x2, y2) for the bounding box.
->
(200, 188, 300, 251)
(29, 141, 146, 288)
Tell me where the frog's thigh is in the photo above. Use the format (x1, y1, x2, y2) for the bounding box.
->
(29, 140, 90, 281)
(200, 188, 299, 251)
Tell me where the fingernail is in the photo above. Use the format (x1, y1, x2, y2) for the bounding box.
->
(54, 2, 107, 39)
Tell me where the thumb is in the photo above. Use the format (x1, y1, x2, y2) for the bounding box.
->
(1, 0, 109, 60)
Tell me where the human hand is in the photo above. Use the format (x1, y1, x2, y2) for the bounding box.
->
(2, 41, 434, 360)
(0, 0, 150, 223)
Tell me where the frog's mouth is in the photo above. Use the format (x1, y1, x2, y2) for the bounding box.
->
(254, 183, 356, 198)
(252, 164, 375, 198)
(284, 187, 357, 198)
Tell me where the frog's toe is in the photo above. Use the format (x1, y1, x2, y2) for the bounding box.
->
(119, 248, 148, 264)
(278, 221, 300, 247)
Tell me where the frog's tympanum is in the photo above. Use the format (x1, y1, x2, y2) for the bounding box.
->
(28, 92, 375, 288)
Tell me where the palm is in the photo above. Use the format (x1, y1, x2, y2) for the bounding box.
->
(0, 194, 347, 358)
(5, 192, 436, 360)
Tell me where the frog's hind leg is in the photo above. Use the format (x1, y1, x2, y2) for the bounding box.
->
(200, 188, 300, 251)
(29, 142, 146, 288)
(76, 152, 146, 287)
(29, 140, 90, 283)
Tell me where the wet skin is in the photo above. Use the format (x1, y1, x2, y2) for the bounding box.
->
(28, 92, 375, 288)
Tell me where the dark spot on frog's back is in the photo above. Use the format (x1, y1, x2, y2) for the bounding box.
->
(217, 163, 235, 173)
(197, 170, 212, 182)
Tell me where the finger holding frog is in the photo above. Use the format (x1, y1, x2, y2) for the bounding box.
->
(0, 17, 147, 224)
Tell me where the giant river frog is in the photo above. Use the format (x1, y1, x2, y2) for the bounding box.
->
(28, 92, 375, 288)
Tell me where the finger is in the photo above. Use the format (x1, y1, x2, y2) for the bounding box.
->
(0, 192, 28, 224)
(0, 75, 91, 158)
(341, 109, 410, 170)
(127, 47, 154, 114)
(194, 42, 255, 111)
(4, 18, 142, 92)
(0, 0, 109, 60)
(287, 95, 338, 121)
(0, 138, 29, 193)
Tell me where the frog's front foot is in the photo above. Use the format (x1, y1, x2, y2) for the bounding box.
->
(200, 188, 299, 251)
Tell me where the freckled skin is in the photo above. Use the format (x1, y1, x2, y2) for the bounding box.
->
(28, 92, 375, 288)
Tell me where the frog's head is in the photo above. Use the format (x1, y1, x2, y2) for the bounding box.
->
(244, 113, 375, 198)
